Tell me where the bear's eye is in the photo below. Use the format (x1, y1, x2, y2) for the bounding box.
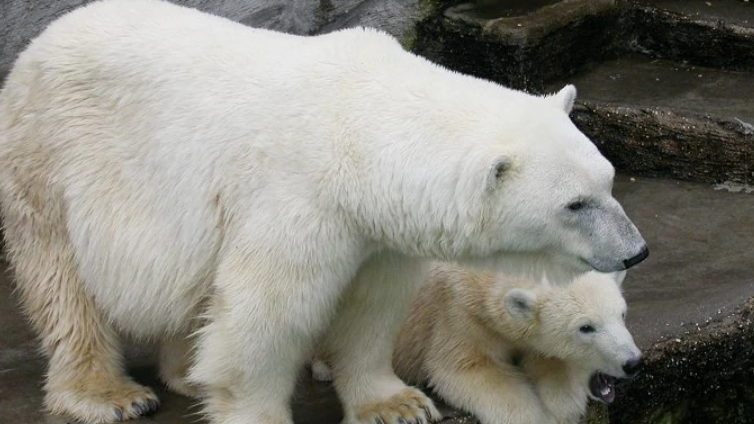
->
(579, 325, 596, 334)
(567, 200, 586, 211)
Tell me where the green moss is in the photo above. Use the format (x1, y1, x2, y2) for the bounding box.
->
(625, 382, 754, 424)
(402, 0, 457, 51)
(648, 401, 690, 424)
(418, 0, 456, 16)
(585, 402, 609, 424)
(399, 27, 418, 50)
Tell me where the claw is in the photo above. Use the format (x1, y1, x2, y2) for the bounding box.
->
(422, 406, 440, 422)
(128, 398, 159, 417)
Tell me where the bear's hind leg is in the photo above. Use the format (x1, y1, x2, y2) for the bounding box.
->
(159, 333, 201, 398)
(323, 254, 442, 424)
(2, 188, 159, 423)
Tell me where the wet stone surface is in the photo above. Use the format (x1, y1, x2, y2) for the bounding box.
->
(630, 0, 754, 72)
(568, 102, 754, 185)
(553, 54, 754, 123)
(448, 0, 565, 20)
(413, 0, 624, 92)
(545, 53, 754, 184)
(610, 297, 754, 424)
(411, 0, 754, 185)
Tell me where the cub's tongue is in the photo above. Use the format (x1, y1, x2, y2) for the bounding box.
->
(589, 372, 616, 404)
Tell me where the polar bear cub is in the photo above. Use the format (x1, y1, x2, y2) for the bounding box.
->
(314, 267, 642, 423)
(389, 266, 642, 424)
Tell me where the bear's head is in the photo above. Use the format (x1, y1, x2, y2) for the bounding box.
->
(465, 85, 647, 277)
(503, 270, 642, 404)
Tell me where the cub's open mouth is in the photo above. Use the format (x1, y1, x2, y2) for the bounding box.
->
(589, 372, 616, 404)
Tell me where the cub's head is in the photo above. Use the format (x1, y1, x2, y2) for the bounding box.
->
(503, 270, 642, 404)
(470, 84, 647, 276)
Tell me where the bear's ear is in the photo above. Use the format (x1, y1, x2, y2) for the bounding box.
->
(486, 155, 511, 191)
(505, 288, 538, 322)
(550, 84, 577, 113)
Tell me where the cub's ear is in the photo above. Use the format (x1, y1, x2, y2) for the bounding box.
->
(505, 288, 538, 321)
(486, 155, 511, 191)
(609, 270, 627, 288)
(549, 84, 577, 113)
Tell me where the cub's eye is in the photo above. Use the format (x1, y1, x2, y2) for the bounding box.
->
(579, 325, 596, 334)
(567, 200, 586, 211)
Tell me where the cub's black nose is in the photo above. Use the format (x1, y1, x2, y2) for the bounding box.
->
(623, 246, 649, 269)
(622, 356, 644, 377)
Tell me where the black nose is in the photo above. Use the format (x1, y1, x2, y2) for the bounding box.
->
(623, 356, 644, 377)
(623, 245, 649, 269)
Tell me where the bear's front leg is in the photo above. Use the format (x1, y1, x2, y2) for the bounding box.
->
(322, 254, 441, 424)
(524, 357, 585, 424)
(426, 356, 558, 424)
(187, 238, 357, 424)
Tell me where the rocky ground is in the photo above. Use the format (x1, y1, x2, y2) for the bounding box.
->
(1, 0, 753, 423)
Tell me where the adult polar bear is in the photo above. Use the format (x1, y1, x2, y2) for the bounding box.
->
(0, 0, 647, 423)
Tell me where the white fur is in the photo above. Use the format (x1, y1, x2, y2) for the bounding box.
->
(0, 0, 645, 423)
(371, 265, 640, 424)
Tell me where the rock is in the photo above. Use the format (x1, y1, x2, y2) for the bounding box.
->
(570, 101, 754, 184)
(609, 296, 754, 424)
(413, 0, 625, 92)
(414, 0, 754, 184)
(630, 0, 754, 72)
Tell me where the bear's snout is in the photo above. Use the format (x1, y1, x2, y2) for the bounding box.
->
(623, 245, 649, 269)
(622, 356, 644, 378)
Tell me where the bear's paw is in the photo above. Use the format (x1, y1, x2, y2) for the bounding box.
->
(355, 387, 442, 424)
(45, 378, 160, 423)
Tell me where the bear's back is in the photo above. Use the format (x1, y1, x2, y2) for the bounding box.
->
(21, 0, 417, 94)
